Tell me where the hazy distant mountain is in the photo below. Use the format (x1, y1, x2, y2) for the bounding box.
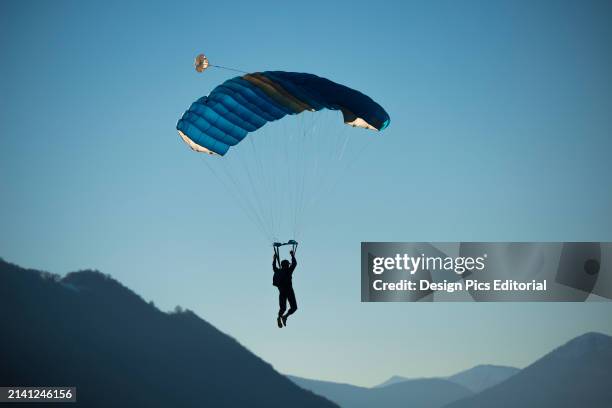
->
(375, 364, 518, 392)
(445, 332, 612, 408)
(446, 364, 519, 392)
(0, 258, 337, 408)
(289, 375, 473, 408)
(375, 375, 410, 388)
(289, 332, 612, 408)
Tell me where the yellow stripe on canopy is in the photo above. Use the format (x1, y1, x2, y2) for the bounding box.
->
(243, 73, 312, 113)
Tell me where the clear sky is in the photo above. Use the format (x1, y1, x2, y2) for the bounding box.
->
(2, 0, 612, 387)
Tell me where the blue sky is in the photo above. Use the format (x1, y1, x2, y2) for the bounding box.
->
(1, 0, 612, 386)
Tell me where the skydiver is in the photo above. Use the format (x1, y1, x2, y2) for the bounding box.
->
(273, 249, 298, 328)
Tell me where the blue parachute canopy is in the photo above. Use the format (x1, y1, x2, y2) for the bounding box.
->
(177, 71, 390, 155)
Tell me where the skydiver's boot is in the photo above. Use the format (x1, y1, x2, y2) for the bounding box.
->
(281, 315, 288, 327)
(277, 316, 283, 328)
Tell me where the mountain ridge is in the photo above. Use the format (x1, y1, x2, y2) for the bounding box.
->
(0, 257, 337, 408)
(444, 332, 612, 408)
(374, 364, 519, 392)
(289, 374, 473, 408)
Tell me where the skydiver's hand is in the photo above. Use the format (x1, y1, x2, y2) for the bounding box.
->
(290, 250, 295, 256)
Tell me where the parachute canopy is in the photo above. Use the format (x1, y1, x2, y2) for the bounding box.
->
(177, 71, 390, 155)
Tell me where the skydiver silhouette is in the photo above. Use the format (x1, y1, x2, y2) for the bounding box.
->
(273, 250, 298, 328)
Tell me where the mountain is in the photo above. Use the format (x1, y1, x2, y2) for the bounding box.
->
(446, 364, 519, 392)
(375, 375, 410, 388)
(289, 375, 473, 408)
(375, 365, 518, 392)
(445, 332, 612, 408)
(0, 258, 337, 408)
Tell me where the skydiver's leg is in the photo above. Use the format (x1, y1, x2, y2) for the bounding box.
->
(277, 289, 288, 328)
(286, 288, 298, 316)
(278, 289, 288, 316)
(282, 288, 298, 325)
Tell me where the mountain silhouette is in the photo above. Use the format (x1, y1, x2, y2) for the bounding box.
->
(446, 364, 519, 392)
(288, 375, 473, 408)
(375, 364, 519, 393)
(0, 258, 337, 407)
(445, 332, 612, 408)
(374, 375, 411, 388)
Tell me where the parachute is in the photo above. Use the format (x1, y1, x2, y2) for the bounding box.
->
(177, 72, 389, 156)
(177, 68, 390, 242)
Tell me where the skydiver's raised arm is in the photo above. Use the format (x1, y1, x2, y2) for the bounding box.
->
(289, 250, 297, 272)
(273, 253, 280, 272)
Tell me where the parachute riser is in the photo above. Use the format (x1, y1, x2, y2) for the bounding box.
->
(273, 239, 298, 256)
